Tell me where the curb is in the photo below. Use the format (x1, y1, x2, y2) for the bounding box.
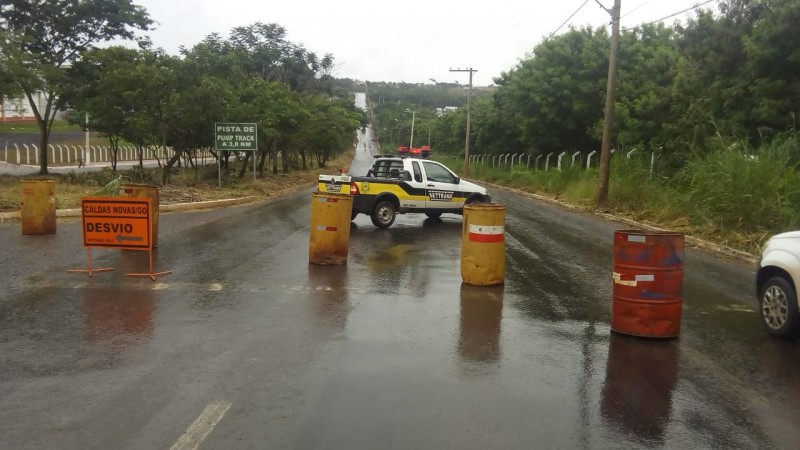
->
(0, 195, 275, 223)
(0, 182, 315, 223)
(484, 181, 758, 264)
(160, 196, 259, 212)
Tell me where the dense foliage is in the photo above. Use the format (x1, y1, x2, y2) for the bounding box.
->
(368, 0, 800, 248)
(63, 23, 365, 183)
(1, 2, 364, 180)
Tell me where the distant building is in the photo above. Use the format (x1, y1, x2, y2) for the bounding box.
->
(435, 106, 459, 116)
(1, 93, 65, 121)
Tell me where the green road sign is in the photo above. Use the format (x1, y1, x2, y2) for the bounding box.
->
(215, 122, 258, 150)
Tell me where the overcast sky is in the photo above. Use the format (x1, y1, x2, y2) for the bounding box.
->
(130, 0, 714, 86)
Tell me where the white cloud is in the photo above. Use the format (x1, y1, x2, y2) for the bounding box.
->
(130, 0, 712, 86)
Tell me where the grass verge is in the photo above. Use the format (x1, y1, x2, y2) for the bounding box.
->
(438, 132, 800, 255)
(0, 148, 354, 213)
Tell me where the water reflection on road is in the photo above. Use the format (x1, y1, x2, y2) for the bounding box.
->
(458, 284, 503, 372)
(600, 333, 678, 446)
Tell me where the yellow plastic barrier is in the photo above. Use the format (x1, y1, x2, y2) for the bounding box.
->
(461, 203, 506, 285)
(20, 178, 56, 235)
(120, 184, 160, 247)
(309, 192, 353, 265)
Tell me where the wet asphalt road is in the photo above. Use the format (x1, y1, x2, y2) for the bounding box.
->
(3, 116, 800, 448)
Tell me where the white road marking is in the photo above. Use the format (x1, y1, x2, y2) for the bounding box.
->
(170, 401, 231, 450)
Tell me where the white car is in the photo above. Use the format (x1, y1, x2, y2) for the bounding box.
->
(757, 231, 800, 338)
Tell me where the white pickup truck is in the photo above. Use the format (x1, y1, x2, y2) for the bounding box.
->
(318, 156, 490, 228)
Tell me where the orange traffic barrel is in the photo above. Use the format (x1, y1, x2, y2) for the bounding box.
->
(20, 178, 56, 235)
(461, 203, 505, 286)
(309, 192, 354, 265)
(120, 184, 159, 247)
(612, 230, 684, 338)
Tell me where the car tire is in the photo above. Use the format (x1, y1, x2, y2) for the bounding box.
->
(425, 212, 442, 219)
(371, 201, 396, 228)
(759, 276, 800, 339)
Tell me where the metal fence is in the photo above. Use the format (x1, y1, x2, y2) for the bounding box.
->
(0, 143, 212, 166)
(461, 148, 667, 172)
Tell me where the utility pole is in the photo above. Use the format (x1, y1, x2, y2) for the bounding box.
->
(596, 0, 621, 206)
(428, 123, 432, 145)
(450, 67, 477, 176)
(409, 110, 416, 149)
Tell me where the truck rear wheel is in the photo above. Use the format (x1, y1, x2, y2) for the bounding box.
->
(371, 201, 396, 228)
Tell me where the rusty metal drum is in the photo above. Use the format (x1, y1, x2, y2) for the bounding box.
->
(20, 178, 56, 235)
(309, 192, 353, 265)
(120, 184, 160, 247)
(612, 230, 685, 338)
(461, 203, 506, 286)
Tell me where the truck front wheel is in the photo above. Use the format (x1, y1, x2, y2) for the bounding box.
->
(371, 201, 396, 228)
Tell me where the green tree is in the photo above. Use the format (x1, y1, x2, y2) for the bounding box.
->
(123, 49, 182, 168)
(741, 0, 800, 135)
(230, 78, 306, 177)
(228, 22, 335, 95)
(0, 30, 25, 100)
(493, 26, 609, 156)
(0, 0, 151, 174)
(67, 46, 148, 170)
(298, 95, 362, 169)
(156, 42, 242, 183)
(612, 24, 679, 156)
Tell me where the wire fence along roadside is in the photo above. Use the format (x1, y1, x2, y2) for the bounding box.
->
(0, 143, 188, 167)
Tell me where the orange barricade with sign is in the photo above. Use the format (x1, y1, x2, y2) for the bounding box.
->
(81, 197, 152, 249)
(69, 197, 171, 280)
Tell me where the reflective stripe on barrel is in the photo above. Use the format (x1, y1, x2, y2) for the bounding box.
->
(613, 272, 655, 286)
(468, 224, 504, 243)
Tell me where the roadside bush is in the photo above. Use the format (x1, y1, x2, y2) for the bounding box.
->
(681, 134, 800, 234)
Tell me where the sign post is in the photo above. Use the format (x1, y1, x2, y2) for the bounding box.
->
(215, 122, 258, 187)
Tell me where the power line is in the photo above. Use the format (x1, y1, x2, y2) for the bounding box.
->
(622, 0, 716, 31)
(545, 0, 593, 44)
(466, 6, 538, 77)
(621, 0, 655, 19)
(469, 1, 718, 117)
(482, 0, 718, 117)
(518, 0, 592, 64)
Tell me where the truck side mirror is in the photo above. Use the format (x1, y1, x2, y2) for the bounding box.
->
(403, 171, 412, 181)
